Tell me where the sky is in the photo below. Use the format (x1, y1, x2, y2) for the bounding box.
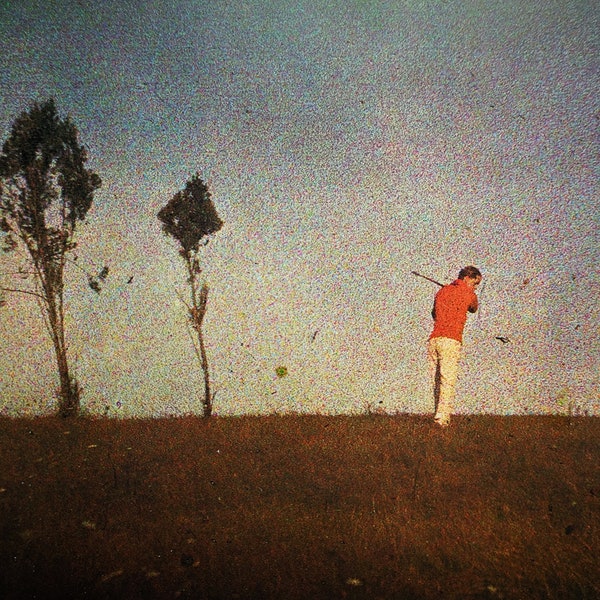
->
(0, 0, 598, 417)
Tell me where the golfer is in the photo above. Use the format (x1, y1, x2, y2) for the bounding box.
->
(428, 266, 482, 427)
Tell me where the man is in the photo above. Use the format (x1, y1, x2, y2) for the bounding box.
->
(428, 266, 482, 427)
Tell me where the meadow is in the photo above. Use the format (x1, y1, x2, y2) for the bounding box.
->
(0, 414, 598, 599)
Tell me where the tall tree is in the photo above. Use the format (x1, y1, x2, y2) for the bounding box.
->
(158, 174, 223, 417)
(0, 99, 101, 417)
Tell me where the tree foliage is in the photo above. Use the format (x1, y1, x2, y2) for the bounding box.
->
(0, 99, 100, 252)
(0, 98, 101, 416)
(158, 173, 223, 417)
(157, 174, 223, 256)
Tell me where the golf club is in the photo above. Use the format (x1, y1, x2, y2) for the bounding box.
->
(410, 271, 444, 287)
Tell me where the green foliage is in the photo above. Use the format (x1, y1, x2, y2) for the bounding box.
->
(0, 98, 101, 262)
(157, 173, 223, 256)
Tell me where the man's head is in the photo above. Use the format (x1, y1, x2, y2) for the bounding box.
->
(458, 265, 482, 289)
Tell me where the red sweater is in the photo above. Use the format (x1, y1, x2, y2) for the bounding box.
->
(429, 279, 478, 343)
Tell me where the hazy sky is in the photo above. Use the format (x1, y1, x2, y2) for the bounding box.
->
(1, 0, 598, 417)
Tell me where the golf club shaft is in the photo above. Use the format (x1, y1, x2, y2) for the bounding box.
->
(411, 271, 444, 287)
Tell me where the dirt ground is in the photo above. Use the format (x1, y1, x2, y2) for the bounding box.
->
(1, 414, 599, 599)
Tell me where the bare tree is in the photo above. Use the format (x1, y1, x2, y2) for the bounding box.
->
(157, 173, 223, 417)
(0, 99, 101, 417)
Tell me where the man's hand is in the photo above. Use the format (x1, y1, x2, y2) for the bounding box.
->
(468, 296, 478, 313)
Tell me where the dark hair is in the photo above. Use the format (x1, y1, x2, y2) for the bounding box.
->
(458, 266, 482, 280)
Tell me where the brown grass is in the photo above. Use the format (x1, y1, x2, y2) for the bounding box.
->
(0, 414, 599, 599)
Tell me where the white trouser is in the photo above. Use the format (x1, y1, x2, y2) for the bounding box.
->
(427, 337, 462, 417)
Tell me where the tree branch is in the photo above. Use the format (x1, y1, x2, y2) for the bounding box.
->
(0, 285, 47, 301)
(175, 288, 192, 312)
(0, 271, 35, 277)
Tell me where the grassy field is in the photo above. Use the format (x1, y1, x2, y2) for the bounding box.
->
(0, 414, 598, 599)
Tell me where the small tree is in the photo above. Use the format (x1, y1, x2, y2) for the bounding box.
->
(0, 99, 101, 417)
(158, 173, 223, 417)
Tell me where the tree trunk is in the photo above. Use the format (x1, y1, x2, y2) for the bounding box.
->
(55, 340, 79, 418)
(45, 292, 79, 417)
(198, 327, 212, 418)
(196, 283, 212, 417)
(191, 283, 212, 418)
